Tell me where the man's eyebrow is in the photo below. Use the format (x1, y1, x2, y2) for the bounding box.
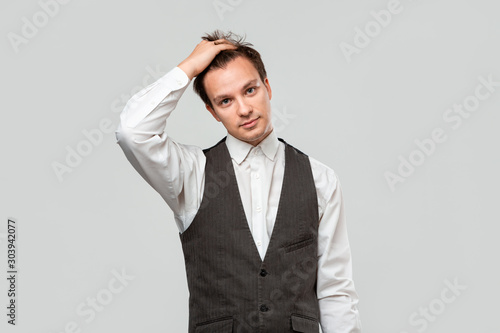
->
(213, 79, 259, 104)
(241, 79, 259, 91)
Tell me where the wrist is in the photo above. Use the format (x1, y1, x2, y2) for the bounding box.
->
(177, 61, 196, 80)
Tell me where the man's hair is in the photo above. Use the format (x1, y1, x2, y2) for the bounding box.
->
(193, 30, 267, 109)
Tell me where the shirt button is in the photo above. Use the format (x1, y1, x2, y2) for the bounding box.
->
(260, 269, 268, 277)
(255, 173, 260, 179)
(256, 206, 261, 212)
(259, 304, 269, 312)
(256, 240, 262, 246)
(150, 101, 156, 106)
(177, 80, 183, 86)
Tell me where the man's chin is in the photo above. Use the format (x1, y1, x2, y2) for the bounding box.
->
(237, 130, 271, 146)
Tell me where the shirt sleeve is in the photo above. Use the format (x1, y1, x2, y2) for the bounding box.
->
(115, 67, 206, 233)
(310, 158, 362, 333)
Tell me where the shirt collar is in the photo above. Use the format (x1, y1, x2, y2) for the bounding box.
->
(226, 130, 280, 165)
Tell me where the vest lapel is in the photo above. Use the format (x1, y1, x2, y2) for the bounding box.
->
(222, 140, 291, 264)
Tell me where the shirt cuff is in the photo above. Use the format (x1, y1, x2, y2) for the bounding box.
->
(163, 66, 190, 91)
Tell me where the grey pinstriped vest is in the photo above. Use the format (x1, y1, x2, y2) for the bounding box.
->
(179, 137, 320, 333)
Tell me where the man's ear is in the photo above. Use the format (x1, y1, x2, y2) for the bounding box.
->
(264, 77, 272, 100)
(205, 104, 221, 122)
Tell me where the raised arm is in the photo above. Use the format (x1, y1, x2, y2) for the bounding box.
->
(115, 39, 236, 232)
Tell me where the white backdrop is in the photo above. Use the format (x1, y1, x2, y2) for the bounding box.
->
(1, 0, 499, 332)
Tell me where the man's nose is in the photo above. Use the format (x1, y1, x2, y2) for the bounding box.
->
(236, 98, 252, 116)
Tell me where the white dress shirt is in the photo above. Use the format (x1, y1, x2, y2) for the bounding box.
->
(115, 66, 362, 333)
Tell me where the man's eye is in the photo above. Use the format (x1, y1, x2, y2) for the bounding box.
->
(247, 87, 255, 94)
(221, 99, 230, 105)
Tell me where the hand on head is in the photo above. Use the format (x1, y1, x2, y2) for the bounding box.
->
(178, 39, 237, 80)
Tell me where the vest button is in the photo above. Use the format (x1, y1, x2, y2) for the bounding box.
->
(260, 269, 268, 277)
(259, 304, 269, 312)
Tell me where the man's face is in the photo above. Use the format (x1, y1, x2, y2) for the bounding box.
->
(204, 56, 273, 146)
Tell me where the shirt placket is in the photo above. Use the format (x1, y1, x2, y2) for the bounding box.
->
(249, 147, 266, 260)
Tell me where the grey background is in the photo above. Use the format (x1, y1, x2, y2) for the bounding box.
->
(1, 0, 499, 332)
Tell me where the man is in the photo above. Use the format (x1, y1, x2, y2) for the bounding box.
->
(115, 31, 361, 333)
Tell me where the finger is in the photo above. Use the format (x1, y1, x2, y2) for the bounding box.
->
(213, 39, 234, 46)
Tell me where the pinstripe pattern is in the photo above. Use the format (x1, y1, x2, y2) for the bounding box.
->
(179, 137, 320, 333)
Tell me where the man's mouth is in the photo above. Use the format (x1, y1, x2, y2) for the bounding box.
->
(241, 117, 259, 128)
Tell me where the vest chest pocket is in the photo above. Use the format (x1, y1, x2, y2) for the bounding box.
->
(283, 236, 315, 253)
(291, 313, 320, 332)
(195, 316, 233, 333)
